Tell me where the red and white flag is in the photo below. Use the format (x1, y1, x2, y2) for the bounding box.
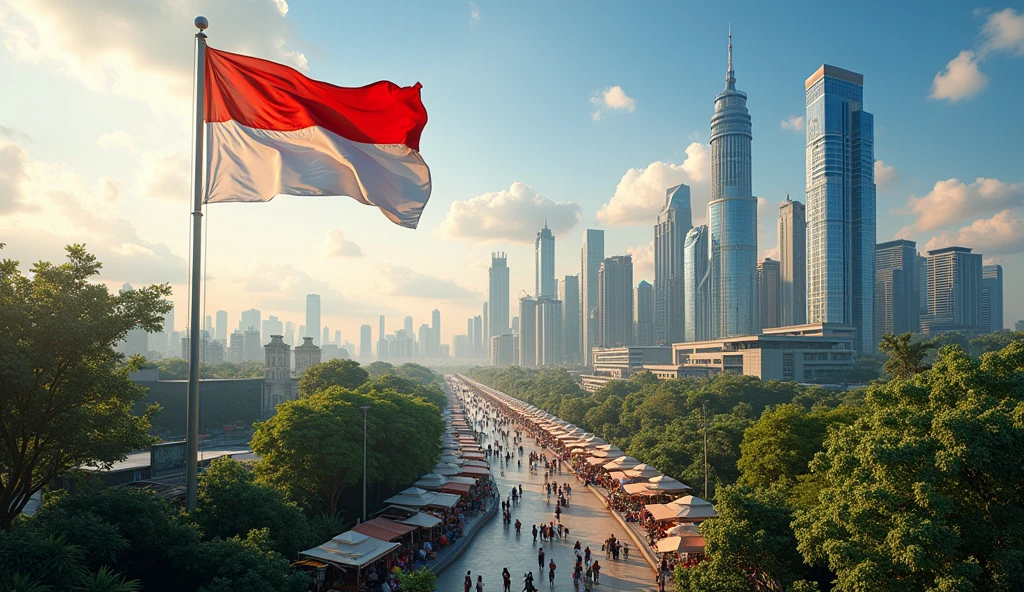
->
(203, 48, 431, 229)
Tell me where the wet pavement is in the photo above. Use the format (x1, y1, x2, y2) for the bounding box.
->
(435, 406, 657, 592)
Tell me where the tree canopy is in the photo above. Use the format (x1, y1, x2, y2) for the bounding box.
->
(0, 245, 170, 530)
(299, 358, 370, 396)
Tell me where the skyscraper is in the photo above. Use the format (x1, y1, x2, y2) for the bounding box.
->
(360, 324, 372, 359)
(322, 326, 331, 346)
(598, 255, 634, 348)
(655, 184, 692, 345)
(377, 315, 385, 360)
(778, 198, 806, 326)
(215, 310, 228, 341)
(805, 64, 876, 352)
(709, 29, 758, 338)
(404, 316, 413, 337)
(536, 298, 563, 367)
(981, 264, 1004, 333)
(535, 222, 556, 299)
(204, 314, 213, 335)
(561, 275, 581, 364)
(489, 253, 510, 337)
(431, 309, 441, 353)
(305, 294, 321, 345)
(263, 315, 283, 340)
(518, 297, 538, 368)
(240, 309, 261, 347)
(684, 225, 711, 342)
(483, 302, 489, 349)
(757, 259, 781, 330)
(284, 321, 295, 346)
(581, 229, 605, 364)
(875, 240, 919, 343)
(922, 246, 982, 335)
(634, 280, 655, 346)
(472, 316, 482, 357)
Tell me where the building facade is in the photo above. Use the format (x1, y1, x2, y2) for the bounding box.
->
(305, 294, 321, 346)
(805, 64, 876, 352)
(981, 264, 1004, 333)
(489, 253, 510, 339)
(581, 229, 605, 364)
(518, 297, 538, 368)
(922, 246, 983, 335)
(683, 225, 711, 342)
(709, 32, 758, 339)
(561, 274, 581, 365)
(359, 324, 372, 359)
(536, 298, 563, 367)
(758, 258, 781, 330)
(874, 239, 919, 343)
(654, 183, 692, 345)
(778, 198, 806, 326)
(535, 223, 556, 299)
(581, 346, 672, 392)
(598, 255, 634, 348)
(293, 336, 321, 375)
(634, 280, 655, 346)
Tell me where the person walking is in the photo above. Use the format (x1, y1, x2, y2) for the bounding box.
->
(623, 541, 630, 560)
(532, 524, 538, 543)
(538, 547, 545, 571)
(591, 561, 601, 584)
(477, 575, 485, 592)
(465, 570, 473, 592)
(547, 559, 556, 586)
(502, 568, 511, 592)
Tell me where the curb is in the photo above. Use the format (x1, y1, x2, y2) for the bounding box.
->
(429, 497, 499, 576)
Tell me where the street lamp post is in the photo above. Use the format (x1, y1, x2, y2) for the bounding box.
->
(360, 405, 371, 523)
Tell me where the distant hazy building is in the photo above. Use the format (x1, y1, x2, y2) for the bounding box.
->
(634, 280, 655, 346)
(875, 239, 919, 343)
(1016, 320, 1024, 332)
(561, 274, 581, 364)
(535, 222, 556, 299)
(922, 246, 983, 335)
(293, 337, 321, 375)
(981, 264, 1004, 333)
(655, 184, 692, 345)
(536, 298, 563, 367)
(490, 333, 515, 367)
(489, 253, 510, 338)
(305, 294, 321, 346)
(512, 316, 519, 333)
(431, 309, 441, 354)
(684, 225, 711, 342)
(453, 335, 470, 359)
(598, 255, 634, 348)
(263, 315, 283, 342)
(418, 324, 432, 356)
(229, 331, 245, 363)
(581, 229, 605, 364)
(805, 64, 875, 352)
(758, 259, 781, 330)
(472, 316, 483, 357)
(240, 309, 261, 342)
(215, 310, 228, 341)
(360, 324, 372, 359)
(709, 33, 758, 339)
(778, 198, 806, 326)
(918, 254, 928, 317)
(519, 297, 538, 368)
(244, 329, 262, 362)
(483, 302, 489, 349)
(377, 316, 385, 360)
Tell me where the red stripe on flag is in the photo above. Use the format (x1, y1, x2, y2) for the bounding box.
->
(204, 48, 427, 151)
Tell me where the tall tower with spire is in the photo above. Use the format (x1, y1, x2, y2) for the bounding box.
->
(535, 221, 556, 299)
(708, 26, 758, 338)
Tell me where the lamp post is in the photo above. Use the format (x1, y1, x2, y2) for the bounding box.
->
(360, 405, 371, 523)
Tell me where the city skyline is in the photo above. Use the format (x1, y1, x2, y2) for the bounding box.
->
(2, 2, 1022, 344)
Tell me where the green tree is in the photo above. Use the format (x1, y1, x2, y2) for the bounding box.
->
(364, 361, 395, 377)
(878, 332, 934, 379)
(74, 567, 141, 592)
(0, 245, 170, 530)
(393, 362, 438, 386)
(299, 358, 370, 396)
(397, 567, 436, 592)
(192, 529, 310, 592)
(793, 342, 1024, 591)
(192, 458, 312, 557)
(674, 485, 815, 592)
(737, 404, 825, 489)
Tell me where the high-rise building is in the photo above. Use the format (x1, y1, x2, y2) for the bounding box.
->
(581, 229, 605, 364)
(535, 222, 556, 299)
(654, 184, 692, 345)
(805, 64, 876, 352)
(263, 315, 283, 341)
(758, 259, 781, 330)
(472, 316, 483, 357)
(875, 240, 919, 343)
(634, 280, 655, 346)
(229, 331, 245, 363)
(512, 316, 519, 333)
(536, 298, 563, 367)
(284, 321, 295, 347)
(922, 246, 983, 335)
(116, 283, 149, 357)
(483, 302, 489, 349)
(490, 334, 515, 367)
(684, 225, 711, 342)
(778, 198, 806, 326)
(981, 264, 1004, 333)
(709, 30, 758, 339)
(598, 255, 634, 348)
(377, 316, 385, 360)
(334, 330, 341, 345)
(404, 316, 413, 338)
(561, 275, 581, 364)
(418, 324, 432, 356)
(489, 253, 510, 337)
(322, 326, 330, 345)
(215, 310, 228, 341)
(518, 297, 538, 368)
(204, 314, 213, 335)
(305, 294, 321, 346)
(244, 329, 262, 361)
(240, 309, 262, 350)
(431, 309, 441, 353)
(360, 324, 372, 359)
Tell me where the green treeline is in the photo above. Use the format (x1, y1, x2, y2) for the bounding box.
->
(466, 336, 1024, 591)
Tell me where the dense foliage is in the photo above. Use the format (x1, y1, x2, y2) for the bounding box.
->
(145, 358, 266, 380)
(0, 245, 170, 531)
(299, 358, 370, 396)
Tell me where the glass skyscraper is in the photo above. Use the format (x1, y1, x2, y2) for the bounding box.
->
(683, 225, 710, 342)
(535, 223, 556, 299)
(654, 184, 692, 345)
(805, 64, 876, 352)
(581, 229, 605, 364)
(709, 30, 758, 338)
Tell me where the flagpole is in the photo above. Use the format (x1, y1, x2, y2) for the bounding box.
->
(185, 15, 209, 512)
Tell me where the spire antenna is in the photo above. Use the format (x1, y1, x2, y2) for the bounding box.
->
(728, 23, 733, 74)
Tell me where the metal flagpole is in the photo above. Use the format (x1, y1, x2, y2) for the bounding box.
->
(185, 15, 209, 511)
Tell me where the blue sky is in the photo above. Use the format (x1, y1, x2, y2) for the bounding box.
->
(1, 0, 1021, 348)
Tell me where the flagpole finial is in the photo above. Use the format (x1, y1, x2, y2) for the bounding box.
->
(195, 16, 209, 31)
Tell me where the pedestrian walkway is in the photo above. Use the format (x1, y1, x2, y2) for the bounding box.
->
(435, 382, 660, 592)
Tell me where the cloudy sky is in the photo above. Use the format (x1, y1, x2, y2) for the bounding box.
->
(1, 0, 1022, 347)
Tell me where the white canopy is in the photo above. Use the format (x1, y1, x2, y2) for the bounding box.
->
(300, 530, 400, 569)
(400, 512, 443, 529)
(603, 456, 641, 471)
(624, 464, 662, 479)
(654, 535, 706, 555)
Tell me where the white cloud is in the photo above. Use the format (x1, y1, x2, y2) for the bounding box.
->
(627, 241, 654, 282)
(875, 160, 900, 193)
(596, 143, 709, 227)
(981, 8, 1024, 56)
(931, 51, 988, 101)
(377, 263, 478, 300)
(925, 210, 1024, 255)
(324, 229, 363, 258)
(780, 115, 804, 132)
(436, 182, 583, 244)
(236, 261, 388, 316)
(590, 85, 636, 120)
(0, 0, 307, 115)
(469, 1, 480, 25)
(904, 177, 1024, 231)
(0, 141, 30, 213)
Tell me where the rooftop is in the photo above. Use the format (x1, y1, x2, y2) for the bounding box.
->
(805, 64, 864, 89)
